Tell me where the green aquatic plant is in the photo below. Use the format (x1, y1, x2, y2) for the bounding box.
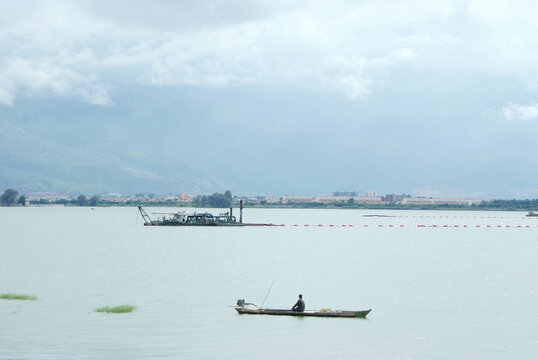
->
(95, 305, 137, 313)
(0, 293, 37, 301)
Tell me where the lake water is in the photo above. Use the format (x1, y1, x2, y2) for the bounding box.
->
(1, 207, 537, 359)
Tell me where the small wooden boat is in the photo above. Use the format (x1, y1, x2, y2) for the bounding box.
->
(234, 300, 371, 318)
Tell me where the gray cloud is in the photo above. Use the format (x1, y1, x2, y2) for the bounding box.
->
(79, 0, 279, 32)
(1, 0, 538, 105)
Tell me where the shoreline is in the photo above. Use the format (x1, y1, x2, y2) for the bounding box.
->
(13, 203, 537, 212)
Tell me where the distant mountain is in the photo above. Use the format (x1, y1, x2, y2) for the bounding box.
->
(0, 95, 226, 195)
(2, 85, 538, 199)
(0, 87, 347, 197)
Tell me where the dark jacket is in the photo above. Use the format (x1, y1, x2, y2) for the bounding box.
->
(292, 299, 305, 312)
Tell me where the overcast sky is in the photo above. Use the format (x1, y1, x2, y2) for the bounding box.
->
(1, 0, 537, 198)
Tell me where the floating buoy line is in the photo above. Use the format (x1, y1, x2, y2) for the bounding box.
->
(262, 223, 537, 228)
(256, 213, 537, 228)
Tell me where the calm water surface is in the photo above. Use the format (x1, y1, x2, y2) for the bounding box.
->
(1, 207, 537, 359)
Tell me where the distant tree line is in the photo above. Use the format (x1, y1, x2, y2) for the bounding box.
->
(0, 189, 26, 206)
(192, 190, 233, 208)
(21, 193, 100, 206)
(75, 195, 100, 206)
(475, 199, 538, 210)
(255, 199, 538, 210)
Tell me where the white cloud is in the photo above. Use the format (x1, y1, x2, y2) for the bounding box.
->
(1, 0, 538, 105)
(500, 102, 538, 121)
(0, 85, 15, 106)
(0, 58, 112, 106)
(0, 0, 435, 103)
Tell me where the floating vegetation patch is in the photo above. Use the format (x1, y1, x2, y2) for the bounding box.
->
(95, 305, 137, 314)
(0, 293, 37, 301)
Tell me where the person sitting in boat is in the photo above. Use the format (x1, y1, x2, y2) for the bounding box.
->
(292, 294, 305, 312)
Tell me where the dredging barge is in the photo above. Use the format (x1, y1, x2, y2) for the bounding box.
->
(138, 201, 278, 226)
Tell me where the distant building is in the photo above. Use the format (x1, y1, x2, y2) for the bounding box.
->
(332, 191, 357, 197)
(266, 195, 279, 203)
(314, 196, 351, 203)
(27, 192, 72, 202)
(367, 190, 378, 198)
(353, 196, 384, 203)
(164, 194, 179, 201)
(281, 195, 313, 203)
(401, 197, 482, 205)
(180, 193, 192, 201)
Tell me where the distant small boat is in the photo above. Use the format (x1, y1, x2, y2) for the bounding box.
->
(234, 300, 371, 318)
(362, 214, 395, 217)
(526, 211, 538, 217)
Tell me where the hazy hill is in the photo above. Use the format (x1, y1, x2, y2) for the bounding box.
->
(1, 85, 537, 198)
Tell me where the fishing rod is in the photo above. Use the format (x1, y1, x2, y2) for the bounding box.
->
(260, 280, 275, 308)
